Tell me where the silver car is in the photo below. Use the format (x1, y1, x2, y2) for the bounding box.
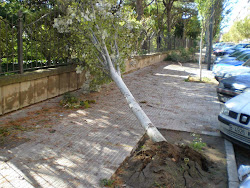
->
(219, 92, 250, 148)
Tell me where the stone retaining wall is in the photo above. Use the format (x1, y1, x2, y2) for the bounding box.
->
(0, 52, 168, 115)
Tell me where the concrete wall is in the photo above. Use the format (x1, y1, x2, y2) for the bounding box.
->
(124, 53, 168, 74)
(0, 52, 168, 115)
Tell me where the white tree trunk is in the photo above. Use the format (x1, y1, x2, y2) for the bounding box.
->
(110, 67, 167, 142)
(199, 28, 204, 81)
(102, 41, 166, 142)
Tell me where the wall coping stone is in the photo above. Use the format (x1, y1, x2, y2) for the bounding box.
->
(128, 52, 168, 60)
(0, 52, 169, 87)
(0, 65, 76, 87)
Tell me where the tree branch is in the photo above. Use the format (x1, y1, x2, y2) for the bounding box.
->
(25, 12, 53, 27)
(114, 35, 121, 76)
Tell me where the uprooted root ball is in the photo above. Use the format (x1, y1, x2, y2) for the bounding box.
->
(111, 139, 225, 188)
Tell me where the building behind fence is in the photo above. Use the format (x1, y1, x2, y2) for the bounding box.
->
(0, 11, 194, 76)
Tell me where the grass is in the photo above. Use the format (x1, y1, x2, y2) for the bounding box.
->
(189, 133, 207, 151)
(184, 76, 218, 84)
(0, 124, 33, 144)
(100, 178, 115, 187)
(60, 92, 96, 109)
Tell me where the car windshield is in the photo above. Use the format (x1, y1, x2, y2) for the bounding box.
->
(242, 54, 250, 62)
(230, 50, 245, 57)
(245, 44, 250, 48)
(236, 53, 250, 61)
(235, 44, 246, 49)
(243, 59, 250, 67)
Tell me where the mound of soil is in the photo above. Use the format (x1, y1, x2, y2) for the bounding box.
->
(110, 130, 227, 188)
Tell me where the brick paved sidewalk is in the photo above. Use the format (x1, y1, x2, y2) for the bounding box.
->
(0, 62, 220, 188)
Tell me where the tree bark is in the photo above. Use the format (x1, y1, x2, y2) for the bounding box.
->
(110, 67, 167, 142)
(199, 27, 204, 81)
(207, 4, 214, 70)
(102, 42, 167, 142)
(136, 0, 144, 21)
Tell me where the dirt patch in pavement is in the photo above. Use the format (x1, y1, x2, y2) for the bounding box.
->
(0, 93, 97, 149)
(110, 130, 227, 188)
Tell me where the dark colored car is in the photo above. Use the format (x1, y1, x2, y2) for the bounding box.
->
(214, 49, 250, 64)
(218, 52, 250, 65)
(225, 43, 250, 55)
(217, 73, 250, 102)
(213, 43, 235, 56)
(213, 43, 250, 56)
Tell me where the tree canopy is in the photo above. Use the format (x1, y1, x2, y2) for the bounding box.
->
(222, 15, 250, 42)
(0, 0, 231, 141)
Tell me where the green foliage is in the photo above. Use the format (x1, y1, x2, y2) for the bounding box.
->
(184, 158, 190, 165)
(164, 48, 196, 63)
(62, 92, 78, 104)
(222, 15, 250, 42)
(60, 92, 96, 109)
(60, 93, 79, 108)
(153, 181, 164, 187)
(0, 0, 209, 80)
(89, 70, 112, 92)
(80, 100, 90, 108)
(99, 178, 115, 187)
(189, 133, 206, 151)
(185, 16, 201, 39)
(0, 123, 32, 144)
(0, 0, 77, 75)
(184, 76, 217, 84)
(195, 0, 213, 22)
(164, 51, 182, 62)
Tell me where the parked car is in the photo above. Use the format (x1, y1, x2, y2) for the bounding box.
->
(214, 43, 250, 56)
(225, 43, 250, 54)
(213, 43, 235, 56)
(217, 73, 250, 102)
(218, 91, 250, 148)
(217, 51, 250, 64)
(213, 42, 234, 54)
(214, 49, 250, 64)
(213, 42, 225, 49)
(213, 53, 250, 76)
(214, 59, 250, 81)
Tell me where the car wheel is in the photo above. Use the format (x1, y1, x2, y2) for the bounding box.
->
(217, 93, 224, 103)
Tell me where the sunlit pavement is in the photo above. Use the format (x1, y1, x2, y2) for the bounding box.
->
(0, 61, 220, 188)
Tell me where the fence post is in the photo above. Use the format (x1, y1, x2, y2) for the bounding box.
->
(0, 56, 2, 74)
(0, 19, 1, 74)
(173, 37, 175, 50)
(17, 10, 23, 74)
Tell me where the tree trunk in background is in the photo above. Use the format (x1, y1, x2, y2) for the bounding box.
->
(205, 3, 214, 70)
(163, 0, 176, 50)
(167, 12, 172, 50)
(207, 4, 214, 70)
(157, 32, 162, 51)
(199, 27, 204, 81)
(205, 29, 209, 64)
(136, 0, 143, 21)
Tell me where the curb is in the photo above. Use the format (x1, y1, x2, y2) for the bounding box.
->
(225, 139, 239, 188)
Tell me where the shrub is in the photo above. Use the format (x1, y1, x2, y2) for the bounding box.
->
(164, 48, 196, 63)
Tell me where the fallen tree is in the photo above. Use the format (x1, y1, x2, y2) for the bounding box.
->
(53, 0, 166, 142)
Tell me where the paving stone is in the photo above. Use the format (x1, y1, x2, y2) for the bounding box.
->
(0, 62, 222, 187)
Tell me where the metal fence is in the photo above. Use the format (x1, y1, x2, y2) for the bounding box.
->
(0, 11, 195, 76)
(139, 33, 195, 55)
(0, 11, 74, 76)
